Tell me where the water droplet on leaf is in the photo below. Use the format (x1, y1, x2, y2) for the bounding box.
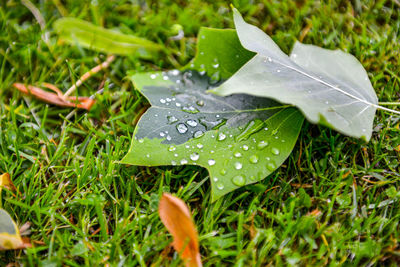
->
(232, 175, 245, 186)
(208, 159, 216, 166)
(257, 141, 269, 150)
(249, 155, 259, 164)
(176, 123, 188, 134)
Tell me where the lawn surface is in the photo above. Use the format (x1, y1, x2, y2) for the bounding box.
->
(1, 0, 400, 266)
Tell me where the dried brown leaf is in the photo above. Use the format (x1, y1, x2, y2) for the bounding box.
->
(159, 193, 202, 267)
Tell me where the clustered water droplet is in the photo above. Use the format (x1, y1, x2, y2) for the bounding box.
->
(190, 153, 199, 161)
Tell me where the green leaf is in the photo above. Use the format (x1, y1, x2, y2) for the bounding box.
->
(53, 18, 162, 59)
(210, 8, 388, 141)
(0, 209, 24, 250)
(121, 70, 303, 201)
(187, 27, 255, 80)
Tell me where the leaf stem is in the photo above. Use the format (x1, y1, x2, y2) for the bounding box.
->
(376, 105, 400, 115)
(378, 102, 400, 106)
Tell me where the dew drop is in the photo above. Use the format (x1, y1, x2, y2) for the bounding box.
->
(163, 75, 169, 80)
(196, 100, 205, 107)
(190, 153, 199, 161)
(174, 153, 178, 157)
(166, 98, 171, 102)
(220, 169, 227, 175)
(181, 159, 188, 164)
(257, 141, 269, 150)
(166, 135, 172, 141)
(160, 99, 166, 104)
(234, 162, 242, 170)
(267, 162, 276, 171)
(146, 154, 150, 158)
(210, 150, 215, 154)
(271, 148, 280, 155)
(150, 74, 157, 79)
(242, 145, 249, 151)
(193, 131, 204, 138)
(249, 175, 256, 181)
(212, 63, 219, 69)
(208, 159, 216, 166)
(186, 119, 198, 127)
(175, 102, 182, 107)
(167, 116, 178, 124)
(232, 175, 245, 186)
(160, 132, 165, 137)
(362, 128, 366, 132)
(213, 177, 218, 182)
(234, 152, 242, 158)
(171, 160, 177, 165)
(268, 57, 272, 62)
(264, 127, 268, 131)
(170, 69, 180, 76)
(218, 133, 226, 141)
(216, 182, 224, 190)
(196, 143, 203, 149)
(325, 101, 329, 104)
(182, 106, 199, 114)
(138, 139, 144, 143)
(277, 69, 281, 73)
(176, 123, 188, 134)
(168, 146, 176, 152)
(249, 155, 259, 164)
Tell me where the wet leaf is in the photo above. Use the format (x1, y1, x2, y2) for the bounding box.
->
(210, 8, 387, 141)
(121, 70, 303, 200)
(0, 209, 31, 250)
(187, 27, 255, 80)
(53, 18, 162, 59)
(159, 193, 202, 267)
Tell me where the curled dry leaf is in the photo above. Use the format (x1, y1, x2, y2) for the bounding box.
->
(159, 193, 202, 267)
(13, 83, 95, 110)
(0, 209, 31, 250)
(0, 173, 16, 193)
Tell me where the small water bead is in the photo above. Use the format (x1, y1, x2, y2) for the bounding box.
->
(166, 135, 172, 141)
(190, 153, 200, 161)
(160, 132, 165, 137)
(146, 154, 150, 158)
(196, 100, 205, 107)
(160, 99, 166, 104)
(249, 155, 259, 164)
(220, 169, 227, 175)
(242, 145, 249, 151)
(266, 157, 270, 161)
(210, 150, 215, 154)
(185, 145, 190, 148)
(234, 152, 242, 158)
(168, 146, 176, 152)
(232, 175, 245, 186)
(216, 114, 220, 118)
(271, 148, 280, 155)
(170, 69, 180, 76)
(264, 127, 268, 131)
(182, 106, 199, 114)
(167, 116, 178, 124)
(208, 159, 216, 166)
(138, 139, 144, 143)
(234, 162, 242, 170)
(275, 136, 279, 139)
(325, 101, 329, 104)
(163, 75, 169, 80)
(194, 131, 204, 138)
(218, 133, 226, 141)
(176, 123, 188, 134)
(277, 69, 281, 73)
(257, 141, 269, 150)
(249, 175, 256, 181)
(175, 102, 182, 107)
(268, 57, 272, 62)
(174, 153, 178, 157)
(281, 139, 285, 143)
(213, 177, 218, 182)
(150, 74, 157, 79)
(216, 182, 224, 190)
(267, 162, 276, 171)
(166, 98, 171, 102)
(196, 143, 203, 149)
(200, 51, 204, 55)
(171, 160, 177, 165)
(186, 119, 198, 127)
(362, 128, 366, 133)
(212, 63, 219, 69)
(181, 159, 188, 164)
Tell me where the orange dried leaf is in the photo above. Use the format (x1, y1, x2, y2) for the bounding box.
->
(0, 173, 15, 193)
(13, 83, 95, 110)
(159, 193, 202, 267)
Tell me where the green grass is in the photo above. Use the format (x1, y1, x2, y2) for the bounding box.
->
(1, 0, 400, 265)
